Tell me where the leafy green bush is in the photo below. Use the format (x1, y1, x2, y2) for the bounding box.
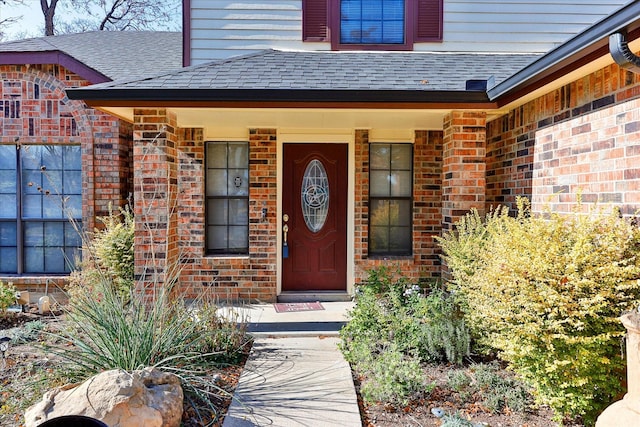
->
(69, 205, 134, 301)
(438, 198, 640, 424)
(359, 343, 430, 406)
(340, 266, 470, 405)
(0, 281, 16, 314)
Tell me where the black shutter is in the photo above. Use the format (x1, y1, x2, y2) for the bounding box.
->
(303, 0, 329, 41)
(415, 0, 443, 42)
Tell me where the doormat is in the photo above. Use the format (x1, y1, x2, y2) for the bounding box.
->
(274, 302, 325, 313)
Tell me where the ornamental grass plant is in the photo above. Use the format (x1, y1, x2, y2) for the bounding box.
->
(438, 197, 640, 425)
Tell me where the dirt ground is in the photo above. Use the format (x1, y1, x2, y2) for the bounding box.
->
(357, 363, 584, 427)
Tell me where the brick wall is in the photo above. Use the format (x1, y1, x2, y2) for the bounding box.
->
(442, 111, 487, 230)
(136, 122, 279, 302)
(487, 62, 640, 215)
(0, 64, 132, 295)
(353, 129, 443, 285)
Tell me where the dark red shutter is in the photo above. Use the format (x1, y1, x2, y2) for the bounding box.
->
(303, 0, 329, 41)
(414, 0, 443, 42)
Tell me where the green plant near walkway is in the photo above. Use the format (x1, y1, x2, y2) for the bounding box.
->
(438, 198, 640, 425)
(340, 266, 469, 405)
(0, 281, 16, 314)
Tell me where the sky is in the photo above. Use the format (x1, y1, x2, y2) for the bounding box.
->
(1, 1, 181, 41)
(2, 1, 57, 40)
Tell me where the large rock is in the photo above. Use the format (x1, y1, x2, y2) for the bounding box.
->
(25, 367, 183, 427)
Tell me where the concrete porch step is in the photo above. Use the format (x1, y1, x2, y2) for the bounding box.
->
(277, 291, 353, 303)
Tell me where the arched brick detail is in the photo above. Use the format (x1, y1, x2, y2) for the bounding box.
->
(0, 65, 132, 232)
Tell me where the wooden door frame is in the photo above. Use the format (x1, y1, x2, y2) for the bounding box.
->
(276, 130, 355, 296)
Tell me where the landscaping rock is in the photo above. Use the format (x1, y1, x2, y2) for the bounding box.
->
(24, 367, 183, 427)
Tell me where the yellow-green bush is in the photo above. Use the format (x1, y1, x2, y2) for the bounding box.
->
(0, 281, 16, 314)
(438, 198, 640, 425)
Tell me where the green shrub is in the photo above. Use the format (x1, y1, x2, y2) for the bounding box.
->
(438, 198, 640, 424)
(340, 266, 470, 407)
(69, 205, 134, 301)
(359, 343, 430, 406)
(0, 281, 16, 314)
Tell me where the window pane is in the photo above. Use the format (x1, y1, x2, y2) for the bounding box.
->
(22, 146, 43, 170)
(0, 145, 16, 169)
(390, 226, 411, 253)
(229, 199, 248, 226)
(63, 146, 81, 167)
(390, 171, 412, 197)
(228, 143, 248, 168)
(65, 195, 82, 219)
(370, 171, 390, 197)
(65, 222, 82, 247)
(370, 144, 390, 169)
(44, 222, 65, 246)
(391, 144, 412, 169)
(229, 226, 248, 251)
(24, 222, 44, 246)
(0, 222, 16, 246)
(207, 143, 227, 168)
(41, 146, 63, 169)
(44, 247, 66, 273)
(23, 194, 42, 218)
(369, 226, 388, 253)
(370, 199, 389, 226)
(23, 170, 42, 194)
(207, 226, 227, 251)
(207, 199, 228, 225)
(24, 246, 44, 273)
(43, 195, 63, 219)
(228, 169, 249, 196)
(206, 170, 227, 196)
(0, 170, 16, 194)
(64, 170, 82, 194)
(0, 195, 16, 218)
(44, 170, 63, 194)
(392, 199, 412, 226)
(362, 0, 381, 19)
(0, 247, 17, 273)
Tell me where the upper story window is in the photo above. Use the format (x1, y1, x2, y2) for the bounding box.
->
(303, 0, 443, 50)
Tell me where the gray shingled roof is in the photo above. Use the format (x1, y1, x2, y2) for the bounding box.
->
(0, 31, 182, 81)
(82, 49, 540, 92)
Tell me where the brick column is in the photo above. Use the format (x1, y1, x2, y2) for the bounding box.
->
(132, 109, 179, 297)
(442, 111, 487, 231)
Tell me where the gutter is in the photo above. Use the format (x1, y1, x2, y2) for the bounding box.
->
(609, 32, 640, 74)
(66, 88, 492, 106)
(487, 0, 640, 103)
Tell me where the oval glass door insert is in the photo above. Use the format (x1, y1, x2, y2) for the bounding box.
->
(301, 159, 329, 233)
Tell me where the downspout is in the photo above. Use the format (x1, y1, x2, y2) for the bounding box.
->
(609, 32, 640, 74)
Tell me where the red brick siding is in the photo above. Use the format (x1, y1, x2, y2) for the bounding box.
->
(442, 111, 487, 231)
(0, 64, 131, 295)
(144, 125, 278, 302)
(487, 63, 640, 215)
(353, 129, 443, 285)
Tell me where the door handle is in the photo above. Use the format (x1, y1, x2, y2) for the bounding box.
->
(283, 214, 289, 258)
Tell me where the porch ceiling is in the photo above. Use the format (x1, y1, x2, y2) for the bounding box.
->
(101, 107, 483, 135)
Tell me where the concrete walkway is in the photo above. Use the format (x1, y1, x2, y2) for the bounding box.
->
(222, 302, 362, 427)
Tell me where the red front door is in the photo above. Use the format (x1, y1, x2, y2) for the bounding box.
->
(282, 143, 348, 291)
